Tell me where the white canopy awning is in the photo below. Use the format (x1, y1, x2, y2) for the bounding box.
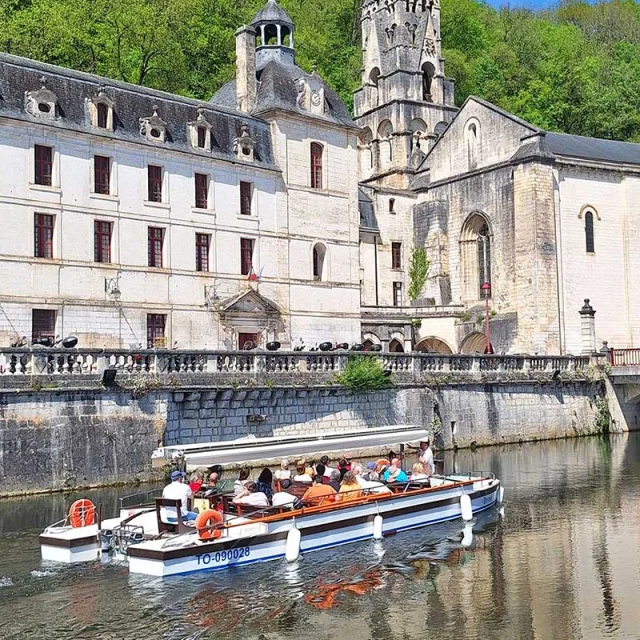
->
(152, 424, 429, 470)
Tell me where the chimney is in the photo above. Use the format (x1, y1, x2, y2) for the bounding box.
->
(235, 25, 257, 114)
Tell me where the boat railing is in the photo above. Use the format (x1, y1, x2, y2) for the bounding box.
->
(119, 488, 163, 510)
(222, 478, 482, 530)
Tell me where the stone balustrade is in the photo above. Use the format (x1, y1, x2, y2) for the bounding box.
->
(0, 347, 600, 382)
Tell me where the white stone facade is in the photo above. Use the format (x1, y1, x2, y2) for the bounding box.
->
(1, 0, 639, 355)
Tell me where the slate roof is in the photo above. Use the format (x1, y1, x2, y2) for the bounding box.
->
(543, 131, 640, 165)
(211, 60, 355, 128)
(252, 0, 293, 26)
(0, 53, 278, 169)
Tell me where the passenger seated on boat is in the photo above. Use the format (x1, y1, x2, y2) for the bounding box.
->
(328, 469, 341, 492)
(302, 474, 337, 506)
(272, 491, 297, 509)
(337, 472, 364, 502)
(364, 462, 380, 482)
(233, 482, 269, 508)
(383, 460, 408, 483)
(162, 470, 197, 522)
(255, 468, 274, 502)
(189, 472, 204, 493)
(293, 462, 312, 483)
(337, 458, 350, 481)
(234, 467, 251, 497)
(319, 455, 335, 478)
(274, 459, 291, 483)
(315, 463, 327, 483)
(410, 462, 430, 482)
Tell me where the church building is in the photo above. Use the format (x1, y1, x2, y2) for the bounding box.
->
(0, 0, 638, 354)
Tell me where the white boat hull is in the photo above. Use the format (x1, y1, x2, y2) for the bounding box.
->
(128, 479, 500, 577)
(40, 524, 100, 564)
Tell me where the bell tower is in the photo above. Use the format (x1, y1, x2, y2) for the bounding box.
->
(354, 0, 456, 187)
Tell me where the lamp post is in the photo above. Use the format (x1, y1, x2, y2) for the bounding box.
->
(480, 281, 493, 354)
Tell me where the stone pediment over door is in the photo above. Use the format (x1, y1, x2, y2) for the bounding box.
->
(219, 289, 280, 316)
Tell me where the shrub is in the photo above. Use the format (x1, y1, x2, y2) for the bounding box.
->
(336, 356, 391, 393)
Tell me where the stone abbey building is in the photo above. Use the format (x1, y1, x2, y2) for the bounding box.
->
(0, 0, 638, 354)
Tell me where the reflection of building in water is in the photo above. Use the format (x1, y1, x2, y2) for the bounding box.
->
(243, 435, 640, 640)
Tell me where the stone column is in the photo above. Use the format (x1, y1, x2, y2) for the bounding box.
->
(579, 299, 597, 355)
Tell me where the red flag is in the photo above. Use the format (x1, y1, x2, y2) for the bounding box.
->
(248, 265, 258, 281)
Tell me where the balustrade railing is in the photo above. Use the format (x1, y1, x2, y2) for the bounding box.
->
(0, 347, 600, 381)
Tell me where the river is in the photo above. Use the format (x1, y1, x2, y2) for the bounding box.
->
(1, 433, 639, 639)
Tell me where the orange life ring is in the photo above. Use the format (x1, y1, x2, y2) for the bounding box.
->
(196, 509, 223, 540)
(68, 499, 96, 528)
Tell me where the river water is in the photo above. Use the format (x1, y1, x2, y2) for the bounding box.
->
(1, 433, 640, 639)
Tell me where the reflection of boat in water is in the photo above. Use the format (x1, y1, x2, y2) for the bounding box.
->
(40, 474, 503, 577)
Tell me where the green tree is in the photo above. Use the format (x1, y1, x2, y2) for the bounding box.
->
(408, 247, 430, 302)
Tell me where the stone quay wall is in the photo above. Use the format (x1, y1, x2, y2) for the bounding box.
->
(0, 375, 607, 497)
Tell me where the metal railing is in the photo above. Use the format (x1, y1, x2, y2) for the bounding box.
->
(609, 348, 640, 367)
(0, 347, 597, 379)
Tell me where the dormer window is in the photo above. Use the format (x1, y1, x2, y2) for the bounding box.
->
(25, 77, 59, 121)
(234, 123, 256, 162)
(188, 108, 213, 151)
(87, 87, 115, 131)
(140, 106, 167, 143)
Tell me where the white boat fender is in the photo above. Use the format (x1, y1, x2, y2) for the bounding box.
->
(461, 523, 474, 548)
(460, 493, 473, 521)
(285, 527, 301, 563)
(498, 486, 504, 504)
(373, 514, 383, 540)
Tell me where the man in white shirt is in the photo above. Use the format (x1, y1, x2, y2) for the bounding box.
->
(162, 470, 197, 522)
(233, 481, 269, 508)
(418, 440, 435, 475)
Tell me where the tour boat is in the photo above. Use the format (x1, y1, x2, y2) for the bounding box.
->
(125, 473, 503, 577)
(39, 473, 503, 577)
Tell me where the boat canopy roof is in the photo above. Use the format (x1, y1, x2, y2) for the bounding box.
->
(153, 425, 429, 469)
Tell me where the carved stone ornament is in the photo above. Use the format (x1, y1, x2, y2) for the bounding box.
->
(424, 37, 436, 56)
(294, 73, 326, 116)
(139, 105, 167, 143)
(234, 123, 256, 162)
(25, 76, 59, 120)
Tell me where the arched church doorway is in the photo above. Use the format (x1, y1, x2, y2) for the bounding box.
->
(389, 339, 404, 353)
(415, 337, 453, 354)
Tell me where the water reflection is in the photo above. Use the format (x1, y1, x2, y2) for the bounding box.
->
(1, 434, 640, 639)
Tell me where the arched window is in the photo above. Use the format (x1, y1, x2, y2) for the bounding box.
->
(477, 223, 491, 293)
(422, 63, 435, 101)
(370, 67, 380, 106)
(310, 142, 323, 189)
(585, 210, 595, 253)
(409, 118, 427, 151)
(389, 338, 404, 353)
(460, 213, 491, 301)
(377, 120, 393, 166)
(465, 120, 479, 170)
(313, 243, 326, 280)
(359, 127, 374, 172)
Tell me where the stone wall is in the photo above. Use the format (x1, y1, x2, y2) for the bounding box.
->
(0, 378, 607, 496)
(165, 387, 432, 444)
(0, 389, 165, 496)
